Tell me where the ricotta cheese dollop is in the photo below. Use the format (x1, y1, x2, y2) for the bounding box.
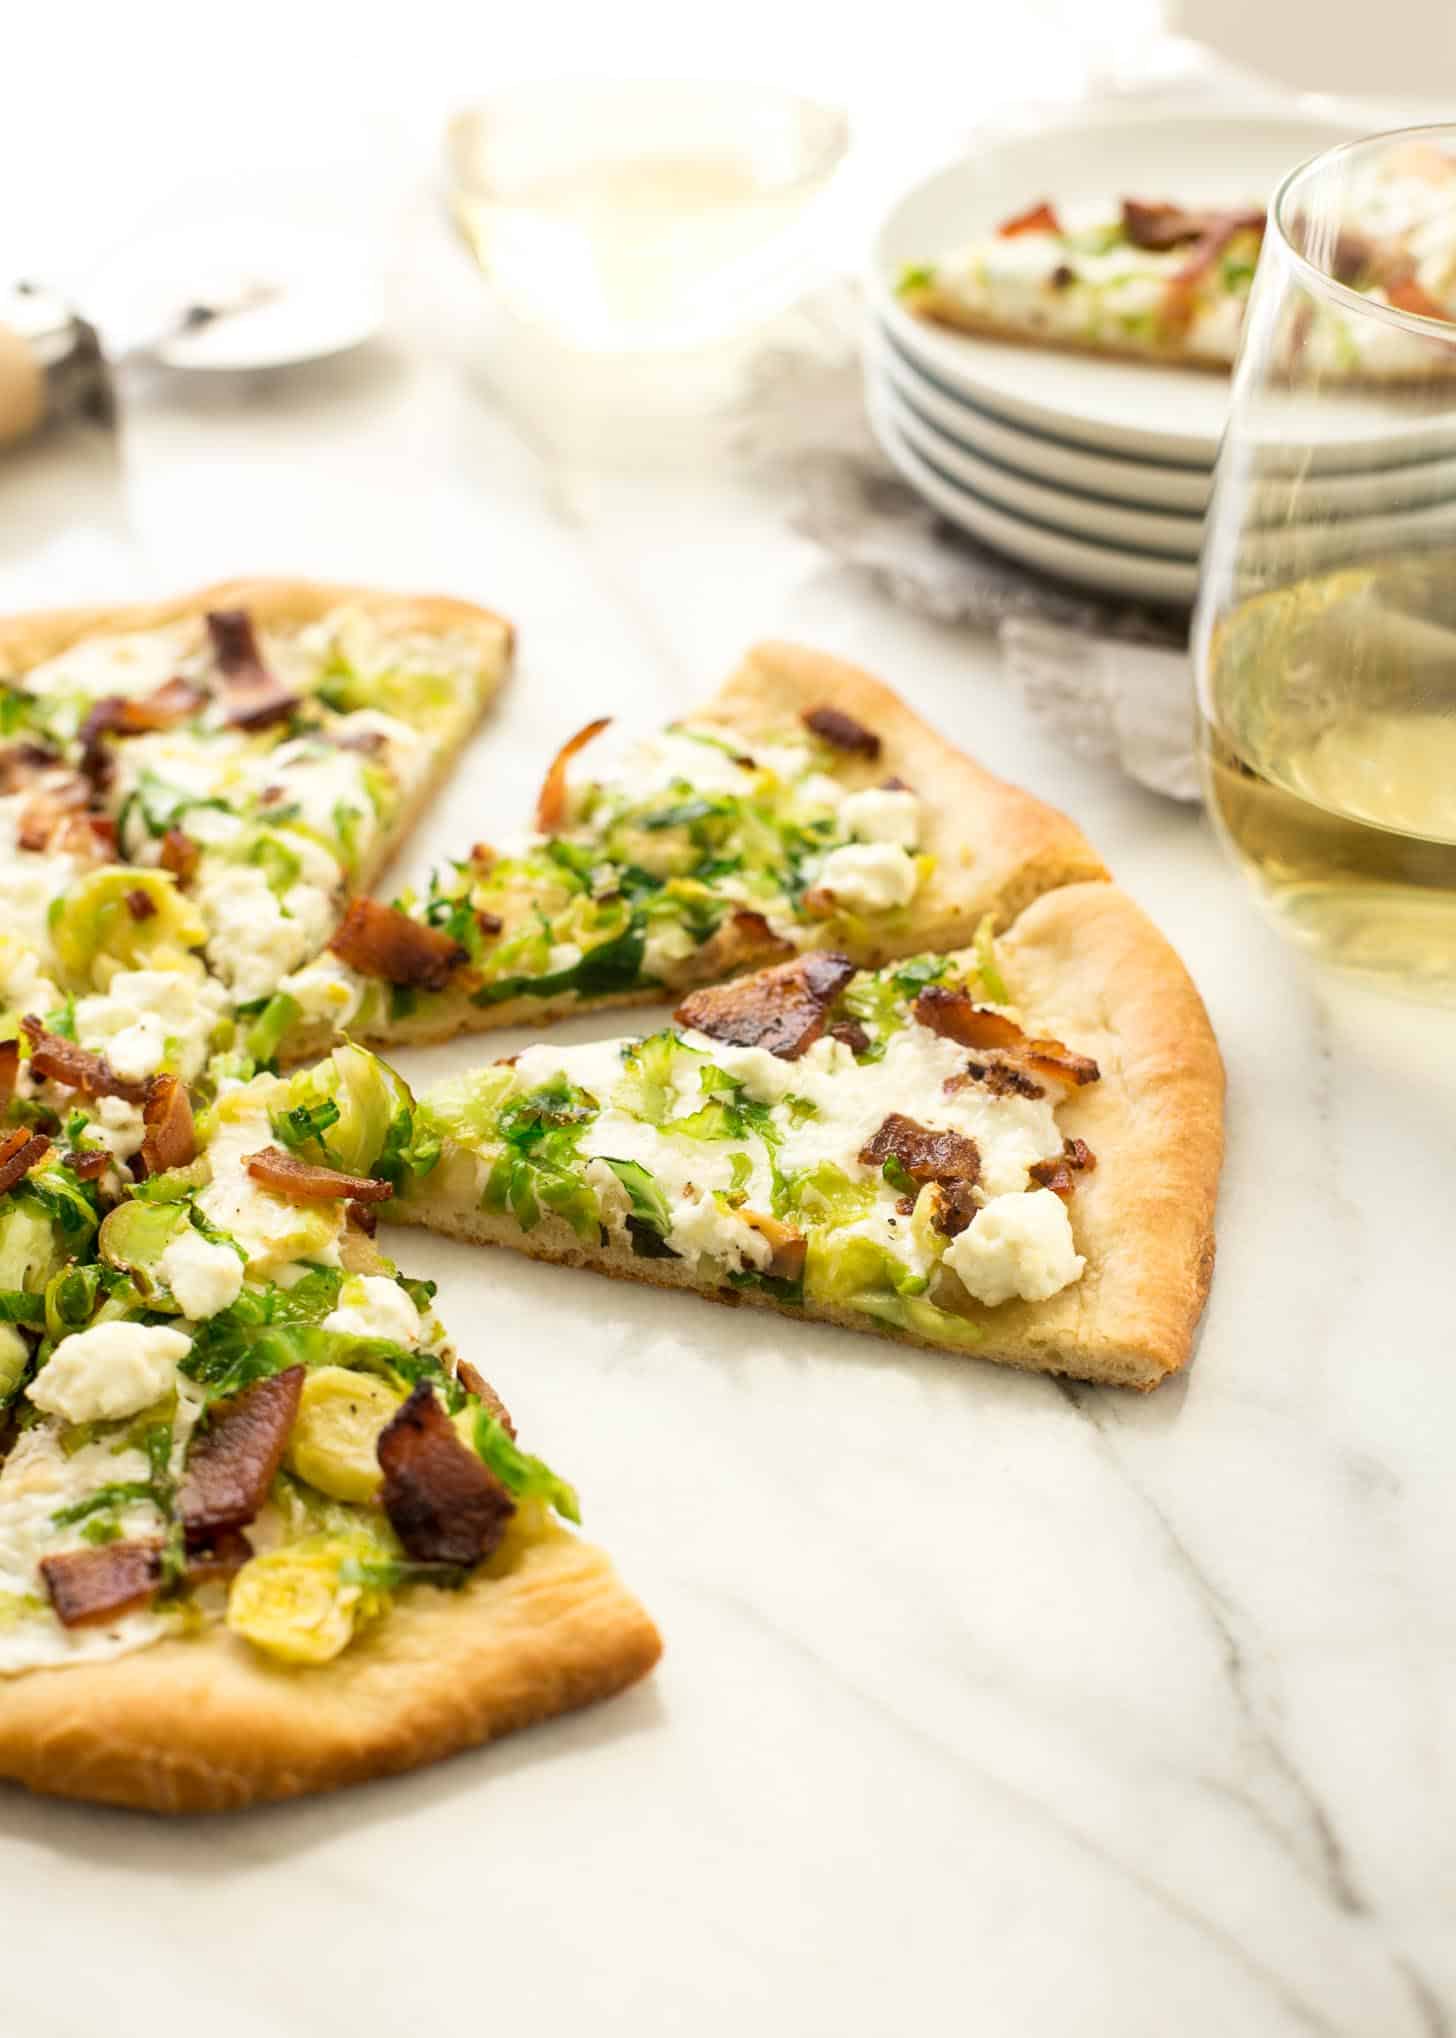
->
(815, 842, 918, 913)
(156, 1226, 245, 1321)
(322, 1274, 422, 1348)
(27, 1321, 193, 1425)
(942, 1189, 1084, 1306)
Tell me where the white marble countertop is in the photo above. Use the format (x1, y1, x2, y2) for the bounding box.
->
(1, 60, 1454, 2038)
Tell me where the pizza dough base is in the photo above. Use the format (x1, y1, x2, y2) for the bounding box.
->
(392, 881, 1224, 1392)
(349, 638, 1110, 1045)
(0, 1528, 660, 1813)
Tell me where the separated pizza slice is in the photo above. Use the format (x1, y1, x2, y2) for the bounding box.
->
(274, 642, 1107, 1058)
(0, 580, 512, 1125)
(327, 885, 1222, 1390)
(0, 1057, 659, 1813)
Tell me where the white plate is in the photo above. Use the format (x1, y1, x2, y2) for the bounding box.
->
(869, 109, 1414, 468)
(873, 369, 1206, 558)
(872, 325, 1214, 509)
(84, 221, 381, 370)
(867, 382, 1199, 606)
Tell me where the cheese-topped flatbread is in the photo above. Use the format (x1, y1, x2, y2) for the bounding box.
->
(362, 885, 1223, 1391)
(276, 643, 1106, 1055)
(0, 1047, 659, 1812)
(900, 145, 1456, 374)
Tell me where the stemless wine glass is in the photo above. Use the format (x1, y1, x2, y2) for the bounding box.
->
(1194, 125, 1456, 1001)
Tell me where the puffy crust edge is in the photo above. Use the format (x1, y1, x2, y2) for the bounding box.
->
(0, 1529, 660, 1813)
(393, 883, 1223, 1390)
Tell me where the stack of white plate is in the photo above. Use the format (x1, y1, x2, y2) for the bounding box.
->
(865, 110, 1456, 606)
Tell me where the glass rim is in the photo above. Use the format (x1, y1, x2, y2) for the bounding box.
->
(1270, 121, 1456, 343)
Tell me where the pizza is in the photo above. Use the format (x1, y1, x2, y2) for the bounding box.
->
(899, 144, 1456, 373)
(0, 579, 511, 1117)
(0, 579, 1223, 1814)
(0, 1048, 660, 1811)
(336, 887, 1221, 1391)
(273, 642, 1107, 1057)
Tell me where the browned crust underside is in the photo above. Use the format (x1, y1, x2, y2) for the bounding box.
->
(0, 1530, 660, 1814)
(395, 883, 1224, 1390)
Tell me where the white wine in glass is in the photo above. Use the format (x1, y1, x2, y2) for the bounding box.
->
(1195, 127, 1456, 1000)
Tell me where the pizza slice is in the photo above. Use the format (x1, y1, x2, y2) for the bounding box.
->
(338, 884, 1222, 1390)
(898, 153, 1456, 372)
(274, 642, 1107, 1057)
(0, 1050, 659, 1813)
(0, 580, 512, 1144)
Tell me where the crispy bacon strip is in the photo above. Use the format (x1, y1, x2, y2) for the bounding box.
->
(1028, 1156, 1075, 1199)
(54, 812, 118, 866)
(456, 1359, 516, 1438)
(377, 1382, 515, 1567)
(244, 1145, 394, 1204)
(328, 896, 467, 991)
(828, 1017, 870, 1054)
(933, 1180, 979, 1238)
(912, 987, 1100, 1094)
(159, 827, 199, 882)
(178, 1367, 306, 1542)
(1157, 209, 1265, 336)
(859, 1113, 980, 1187)
(16, 774, 90, 850)
(535, 715, 611, 833)
(801, 705, 881, 757)
(1385, 275, 1449, 321)
(67, 1147, 109, 1182)
(0, 1126, 51, 1196)
(1120, 199, 1238, 251)
(676, 951, 856, 1061)
(737, 1209, 807, 1283)
(184, 1527, 253, 1585)
(78, 677, 207, 787)
(139, 1074, 197, 1178)
(0, 740, 60, 795)
(679, 907, 794, 986)
(998, 199, 1063, 239)
(40, 1540, 162, 1627)
(21, 1016, 148, 1105)
(206, 608, 300, 729)
(0, 1038, 17, 1113)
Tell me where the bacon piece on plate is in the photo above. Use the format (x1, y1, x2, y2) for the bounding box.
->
(17, 773, 90, 849)
(737, 1209, 807, 1283)
(21, 1017, 148, 1105)
(932, 1179, 980, 1238)
(67, 1147, 110, 1182)
(0, 1127, 51, 1196)
(997, 199, 1063, 239)
(184, 1527, 253, 1585)
(178, 1367, 306, 1542)
(207, 608, 300, 729)
(0, 1038, 18, 1112)
(138, 1074, 197, 1178)
(676, 951, 855, 1061)
(860, 1113, 980, 1187)
(0, 740, 60, 795)
(41, 1540, 163, 1627)
(328, 896, 467, 991)
(801, 704, 881, 757)
(377, 1382, 515, 1567)
(1157, 210, 1265, 336)
(78, 678, 207, 784)
(535, 716, 611, 833)
(1385, 275, 1449, 321)
(912, 987, 1100, 1095)
(243, 1145, 394, 1204)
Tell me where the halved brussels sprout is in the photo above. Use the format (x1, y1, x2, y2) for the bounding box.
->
(49, 870, 207, 990)
(0, 1200, 68, 1296)
(277, 1043, 412, 1176)
(226, 1531, 385, 1665)
(284, 1366, 402, 1504)
(98, 1200, 189, 1296)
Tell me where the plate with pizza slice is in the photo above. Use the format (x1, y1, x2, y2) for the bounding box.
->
(870, 109, 1456, 470)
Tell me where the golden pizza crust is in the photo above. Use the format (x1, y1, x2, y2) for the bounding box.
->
(392, 883, 1222, 1390)
(0, 1528, 660, 1813)
(0, 576, 514, 893)
(348, 638, 1108, 1047)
